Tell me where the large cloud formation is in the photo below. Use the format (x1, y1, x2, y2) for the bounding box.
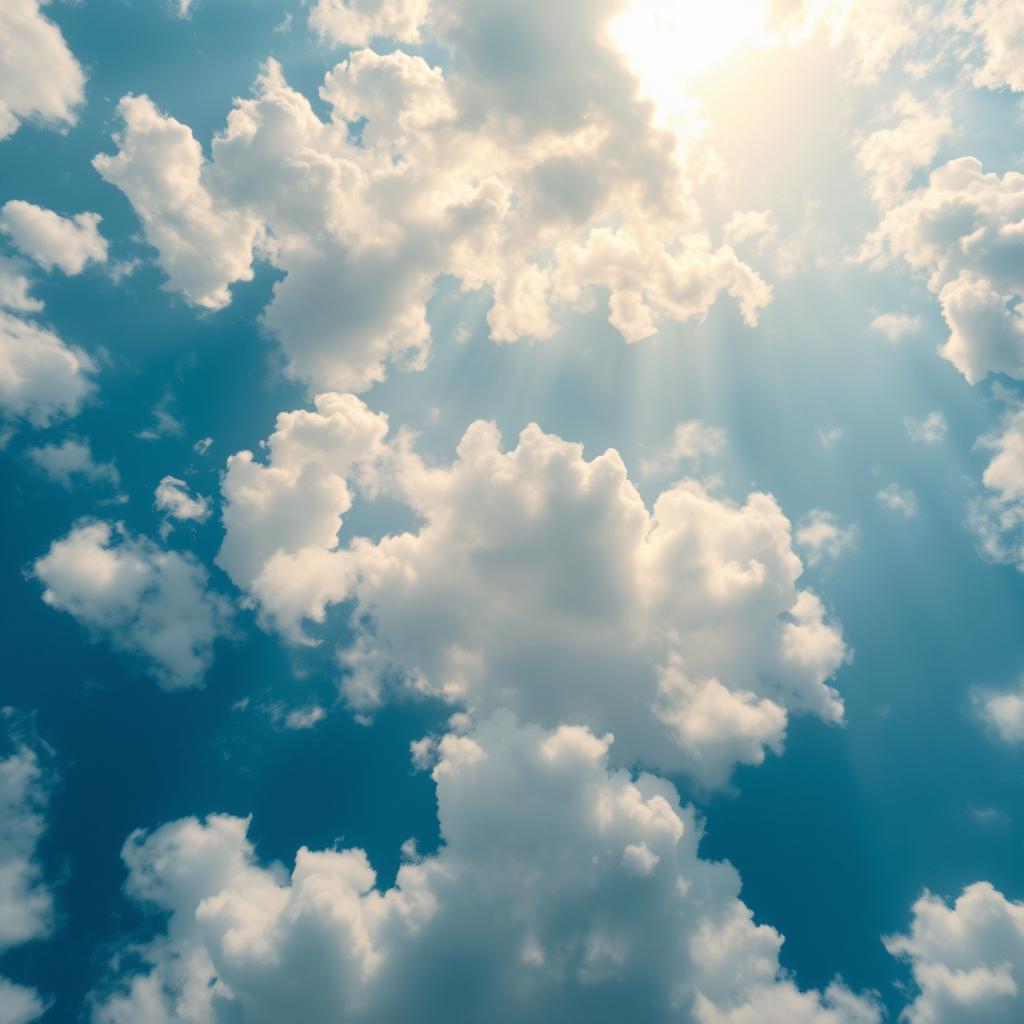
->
(94, 2, 770, 392)
(33, 521, 232, 690)
(0, 708, 55, 1024)
(885, 882, 1024, 1024)
(217, 396, 847, 789)
(0, 0, 84, 141)
(92, 714, 881, 1024)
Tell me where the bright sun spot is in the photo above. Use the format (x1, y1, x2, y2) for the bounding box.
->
(610, 0, 772, 95)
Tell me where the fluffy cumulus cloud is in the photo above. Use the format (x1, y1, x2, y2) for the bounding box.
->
(885, 882, 1024, 1024)
(0, 259, 97, 427)
(868, 158, 1024, 384)
(215, 392, 389, 639)
(0, 201, 108, 275)
(33, 521, 232, 690)
(0, 0, 84, 141)
(310, 0, 428, 46)
(0, 708, 55, 1024)
(970, 406, 1024, 570)
(91, 715, 881, 1024)
(220, 401, 848, 788)
(93, 2, 771, 392)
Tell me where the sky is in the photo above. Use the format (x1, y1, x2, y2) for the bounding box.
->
(1, 1, 1024, 1022)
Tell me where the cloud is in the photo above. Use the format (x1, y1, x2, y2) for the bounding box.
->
(94, 13, 770, 392)
(796, 509, 859, 566)
(32, 521, 232, 690)
(91, 715, 881, 1024)
(870, 311, 921, 342)
(154, 476, 211, 531)
(885, 881, 1024, 1024)
(0, 261, 96, 427)
(0, 708, 55, 1024)
(972, 680, 1024, 744)
(0, 201, 107, 275)
(0, 0, 84, 141)
(856, 93, 951, 208)
(867, 158, 1024, 384)
(309, 0, 428, 46)
(26, 438, 120, 489)
(640, 420, 726, 478)
(221, 401, 848, 788)
(969, 406, 1024, 571)
(215, 392, 389, 640)
(877, 483, 918, 518)
(906, 412, 948, 444)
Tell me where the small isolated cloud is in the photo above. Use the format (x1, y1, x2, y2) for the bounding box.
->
(26, 438, 119, 489)
(870, 311, 921, 342)
(877, 483, 918, 518)
(32, 521, 232, 690)
(885, 881, 1024, 1024)
(0, 0, 85, 141)
(973, 680, 1024, 744)
(641, 420, 726, 478)
(796, 509, 859, 566)
(906, 411, 948, 444)
(0, 201, 107, 275)
(154, 476, 210, 534)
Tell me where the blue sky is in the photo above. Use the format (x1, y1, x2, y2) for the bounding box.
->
(1, 2, 1024, 1022)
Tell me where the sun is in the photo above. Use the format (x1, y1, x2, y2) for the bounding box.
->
(609, 0, 772, 93)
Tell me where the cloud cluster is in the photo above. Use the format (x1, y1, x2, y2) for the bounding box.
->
(0, 708, 55, 1024)
(0, 259, 97, 427)
(219, 400, 847, 788)
(92, 714, 881, 1024)
(33, 521, 232, 689)
(885, 881, 1024, 1024)
(0, 0, 84, 141)
(0, 201, 107, 275)
(94, 6, 771, 392)
(868, 158, 1024, 384)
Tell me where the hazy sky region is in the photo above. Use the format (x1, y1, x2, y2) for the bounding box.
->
(2, 1, 1024, 1022)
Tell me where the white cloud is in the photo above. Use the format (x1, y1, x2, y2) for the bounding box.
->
(93, 95, 261, 311)
(796, 509, 859, 565)
(870, 311, 921, 342)
(0, 261, 96, 427)
(0, 709, 55, 1024)
(906, 411, 948, 444)
(969, 406, 1024, 571)
(33, 521, 232, 690)
(877, 482, 918, 518)
(26, 438, 119, 488)
(972, 680, 1024, 744)
(856, 93, 951, 208)
(216, 392, 389, 640)
(0, 0, 84, 141)
(641, 420, 726, 477)
(91, 715, 881, 1024)
(221, 403, 848, 788)
(94, 14, 771, 392)
(155, 476, 210, 529)
(0, 201, 107, 275)
(868, 158, 1024, 384)
(885, 882, 1024, 1024)
(310, 0, 428, 46)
